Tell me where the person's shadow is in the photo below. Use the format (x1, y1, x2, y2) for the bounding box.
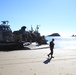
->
(43, 57, 52, 64)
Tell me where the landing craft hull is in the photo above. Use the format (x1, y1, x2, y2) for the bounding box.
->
(0, 42, 24, 51)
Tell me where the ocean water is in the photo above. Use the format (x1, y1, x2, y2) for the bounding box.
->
(45, 36, 76, 49)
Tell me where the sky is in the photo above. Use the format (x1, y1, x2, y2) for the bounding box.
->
(0, 0, 76, 37)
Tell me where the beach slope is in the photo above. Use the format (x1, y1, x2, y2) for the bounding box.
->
(0, 44, 76, 75)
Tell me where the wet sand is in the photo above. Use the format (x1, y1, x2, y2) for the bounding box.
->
(0, 43, 76, 75)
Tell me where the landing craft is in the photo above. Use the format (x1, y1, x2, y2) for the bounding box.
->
(0, 21, 24, 51)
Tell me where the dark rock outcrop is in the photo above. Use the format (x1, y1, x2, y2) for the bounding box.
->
(48, 33, 60, 36)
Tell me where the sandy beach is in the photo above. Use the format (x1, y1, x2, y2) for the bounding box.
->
(0, 43, 76, 75)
